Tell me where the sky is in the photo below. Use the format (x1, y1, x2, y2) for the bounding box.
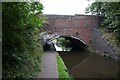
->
(41, 0, 94, 15)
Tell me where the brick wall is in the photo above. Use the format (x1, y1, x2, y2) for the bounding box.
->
(43, 14, 100, 43)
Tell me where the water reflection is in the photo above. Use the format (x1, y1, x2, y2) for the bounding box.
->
(58, 51, 120, 78)
(45, 35, 120, 78)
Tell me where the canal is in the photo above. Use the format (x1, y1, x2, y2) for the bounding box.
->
(45, 36, 120, 78)
(58, 51, 120, 78)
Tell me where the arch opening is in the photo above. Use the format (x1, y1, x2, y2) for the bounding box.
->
(44, 35, 88, 52)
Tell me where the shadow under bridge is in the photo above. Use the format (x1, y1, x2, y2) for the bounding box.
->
(44, 35, 88, 52)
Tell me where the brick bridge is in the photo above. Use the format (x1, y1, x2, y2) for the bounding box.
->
(42, 14, 119, 60)
(42, 14, 100, 44)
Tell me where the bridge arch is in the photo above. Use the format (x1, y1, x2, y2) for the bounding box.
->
(42, 14, 100, 43)
(45, 35, 88, 52)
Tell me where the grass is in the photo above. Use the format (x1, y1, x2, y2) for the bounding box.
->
(98, 27, 120, 54)
(57, 55, 73, 80)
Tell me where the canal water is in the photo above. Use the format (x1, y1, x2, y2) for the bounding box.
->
(58, 51, 120, 78)
(46, 36, 120, 78)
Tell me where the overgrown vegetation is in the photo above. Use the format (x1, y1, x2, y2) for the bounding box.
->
(56, 38, 71, 51)
(99, 27, 120, 54)
(57, 55, 73, 80)
(2, 2, 45, 78)
(86, 2, 120, 43)
(86, 2, 120, 53)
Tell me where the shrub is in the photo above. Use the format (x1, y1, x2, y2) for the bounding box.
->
(2, 2, 45, 78)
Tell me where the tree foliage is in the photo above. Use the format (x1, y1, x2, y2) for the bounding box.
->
(86, 2, 120, 42)
(56, 38, 71, 51)
(2, 2, 45, 78)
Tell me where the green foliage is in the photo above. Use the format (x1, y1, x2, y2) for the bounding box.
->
(86, 2, 120, 42)
(57, 55, 73, 80)
(56, 38, 71, 51)
(2, 2, 45, 78)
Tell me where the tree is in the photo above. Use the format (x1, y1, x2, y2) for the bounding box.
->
(86, 2, 120, 42)
(2, 2, 45, 78)
(57, 38, 71, 51)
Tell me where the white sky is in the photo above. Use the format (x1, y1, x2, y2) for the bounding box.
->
(41, 0, 94, 15)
